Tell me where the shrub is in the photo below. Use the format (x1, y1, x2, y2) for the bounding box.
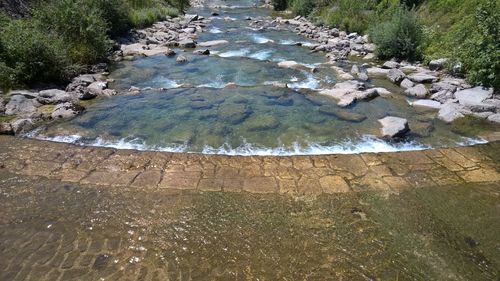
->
(290, 0, 315, 16)
(0, 19, 75, 88)
(272, 0, 289, 11)
(450, 0, 499, 90)
(369, 5, 422, 61)
(91, 0, 132, 36)
(34, 0, 111, 64)
(323, 0, 375, 34)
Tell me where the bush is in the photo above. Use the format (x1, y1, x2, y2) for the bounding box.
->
(91, 0, 132, 36)
(0, 19, 75, 87)
(34, 0, 111, 64)
(450, 0, 499, 90)
(272, 0, 289, 11)
(290, 0, 315, 16)
(130, 5, 179, 28)
(322, 0, 375, 34)
(369, 5, 422, 61)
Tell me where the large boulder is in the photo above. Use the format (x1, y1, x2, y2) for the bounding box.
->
(37, 89, 74, 104)
(11, 118, 35, 134)
(366, 67, 389, 78)
(378, 116, 410, 139)
(430, 90, 454, 103)
(438, 103, 465, 123)
(404, 84, 429, 98)
(387, 69, 406, 84)
(51, 102, 85, 119)
(5, 94, 40, 116)
(178, 39, 196, 48)
(454, 86, 493, 105)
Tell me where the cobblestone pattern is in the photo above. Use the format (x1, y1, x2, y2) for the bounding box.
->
(1, 136, 499, 194)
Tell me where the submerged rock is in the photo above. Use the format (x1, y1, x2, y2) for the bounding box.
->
(318, 106, 367, 122)
(378, 116, 410, 139)
(242, 114, 280, 131)
(176, 55, 188, 63)
(217, 103, 251, 124)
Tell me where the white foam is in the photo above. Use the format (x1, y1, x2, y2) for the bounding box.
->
(288, 72, 320, 90)
(218, 48, 250, 58)
(251, 34, 274, 44)
(197, 74, 226, 88)
(248, 50, 273, 60)
(209, 27, 223, 34)
(152, 76, 181, 88)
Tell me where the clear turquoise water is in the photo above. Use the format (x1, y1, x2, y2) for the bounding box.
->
(32, 1, 499, 154)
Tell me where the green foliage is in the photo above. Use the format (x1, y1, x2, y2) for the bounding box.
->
(319, 0, 375, 34)
(34, 0, 111, 64)
(369, 5, 422, 61)
(450, 0, 499, 90)
(272, 0, 289, 11)
(290, 0, 315, 16)
(0, 0, 184, 90)
(0, 19, 74, 87)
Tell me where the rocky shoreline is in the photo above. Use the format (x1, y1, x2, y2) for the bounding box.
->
(1, 5, 499, 141)
(0, 14, 209, 135)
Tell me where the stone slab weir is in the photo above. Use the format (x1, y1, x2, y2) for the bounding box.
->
(0, 136, 499, 195)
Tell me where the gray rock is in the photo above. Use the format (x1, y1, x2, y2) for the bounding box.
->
(487, 113, 500, 124)
(455, 86, 493, 105)
(400, 78, 415, 89)
(178, 39, 196, 48)
(102, 89, 118, 97)
(87, 81, 108, 95)
(176, 55, 188, 63)
(404, 84, 429, 98)
(73, 74, 96, 85)
(51, 102, 84, 119)
(462, 102, 497, 113)
(194, 49, 210, 55)
(431, 81, 458, 93)
(366, 67, 390, 78)
(438, 103, 465, 123)
(0, 122, 13, 135)
(430, 90, 454, 103)
(382, 61, 400, 69)
(429, 58, 448, 71)
(411, 99, 442, 110)
(184, 14, 199, 23)
(37, 89, 74, 105)
(408, 73, 439, 83)
(319, 106, 367, 122)
(198, 40, 229, 47)
(11, 118, 35, 134)
(0, 97, 5, 114)
(378, 116, 410, 139)
(387, 69, 406, 84)
(5, 95, 40, 116)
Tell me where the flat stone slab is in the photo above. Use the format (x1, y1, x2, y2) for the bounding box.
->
(0, 135, 499, 195)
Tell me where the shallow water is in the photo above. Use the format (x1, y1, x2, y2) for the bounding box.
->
(31, 0, 499, 155)
(1, 171, 499, 280)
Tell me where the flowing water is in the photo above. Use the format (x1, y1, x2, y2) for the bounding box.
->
(1, 170, 499, 280)
(31, 0, 499, 154)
